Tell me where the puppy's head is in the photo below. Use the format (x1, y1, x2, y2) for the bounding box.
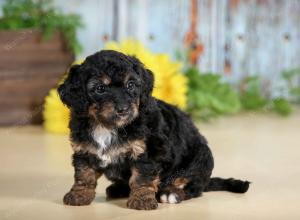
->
(58, 50, 154, 128)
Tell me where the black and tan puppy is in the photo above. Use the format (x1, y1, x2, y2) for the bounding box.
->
(58, 50, 249, 210)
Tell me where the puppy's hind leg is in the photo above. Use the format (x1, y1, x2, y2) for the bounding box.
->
(157, 177, 190, 204)
(158, 175, 210, 203)
(183, 177, 206, 200)
(157, 186, 186, 204)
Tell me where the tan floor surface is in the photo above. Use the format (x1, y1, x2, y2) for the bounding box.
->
(0, 112, 299, 220)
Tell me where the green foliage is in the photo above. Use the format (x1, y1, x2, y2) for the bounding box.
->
(282, 68, 300, 81)
(239, 75, 294, 116)
(185, 67, 241, 120)
(290, 87, 300, 103)
(272, 98, 292, 116)
(282, 68, 300, 103)
(239, 76, 268, 110)
(185, 67, 298, 120)
(0, 0, 83, 54)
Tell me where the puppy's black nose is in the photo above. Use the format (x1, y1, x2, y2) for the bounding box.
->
(116, 105, 129, 115)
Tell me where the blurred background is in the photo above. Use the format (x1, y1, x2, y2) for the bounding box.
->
(0, 0, 299, 131)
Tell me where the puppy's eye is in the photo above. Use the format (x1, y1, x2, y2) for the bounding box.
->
(95, 84, 105, 94)
(126, 81, 135, 91)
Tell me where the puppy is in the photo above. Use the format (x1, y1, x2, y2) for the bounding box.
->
(58, 50, 249, 210)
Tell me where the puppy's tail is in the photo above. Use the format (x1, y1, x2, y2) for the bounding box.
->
(204, 177, 250, 193)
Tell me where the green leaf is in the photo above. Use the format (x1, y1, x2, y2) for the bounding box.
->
(240, 75, 268, 110)
(272, 98, 292, 116)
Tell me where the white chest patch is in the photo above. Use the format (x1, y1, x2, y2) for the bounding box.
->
(92, 125, 115, 167)
(92, 125, 114, 150)
(91, 126, 146, 168)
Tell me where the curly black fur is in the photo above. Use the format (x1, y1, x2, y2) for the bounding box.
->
(58, 50, 249, 209)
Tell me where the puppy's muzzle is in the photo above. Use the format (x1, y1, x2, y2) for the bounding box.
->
(116, 105, 130, 115)
(116, 104, 130, 117)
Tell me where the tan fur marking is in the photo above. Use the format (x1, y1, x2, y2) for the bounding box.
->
(100, 75, 111, 85)
(123, 74, 131, 84)
(116, 118, 128, 127)
(88, 104, 97, 120)
(151, 177, 160, 192)
(129, 139, 145, 159)
(129, 168, 159, 192)
(89, 103, 115, 122)
(129, 168, 139, 188)
(132, 101, 139, 119)
(71, 142, 97, 154)
(174, 177, 189, 189)
(100, 103, 114, 119)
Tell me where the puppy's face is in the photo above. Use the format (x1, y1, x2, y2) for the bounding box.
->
(58, 50, 154, 128)
(86, 71, 141, 127)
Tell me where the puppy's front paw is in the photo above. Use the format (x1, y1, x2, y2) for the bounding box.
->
(63, 189, 95, 206)
(127, 189, 158, 210)
(127, 196, 158, 210)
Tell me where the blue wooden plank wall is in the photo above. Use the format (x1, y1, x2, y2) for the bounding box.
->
(1, 0, 299, 90)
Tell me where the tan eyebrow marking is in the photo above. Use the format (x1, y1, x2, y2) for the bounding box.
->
(123, 73, 132, 84)
(99, 75, 111, 85)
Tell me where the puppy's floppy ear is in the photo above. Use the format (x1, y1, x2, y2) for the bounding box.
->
(128, 56, 154, 102)
(57, 64, 89, 112)
(142, 68, 154, 97)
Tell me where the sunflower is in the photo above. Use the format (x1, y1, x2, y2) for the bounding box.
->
(43, 88, 70, 134)
(43, 40, 188, 134)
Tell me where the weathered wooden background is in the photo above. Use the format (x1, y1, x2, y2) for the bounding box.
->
(1, 0, 300, 88)
(0, 31, 74, 125)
